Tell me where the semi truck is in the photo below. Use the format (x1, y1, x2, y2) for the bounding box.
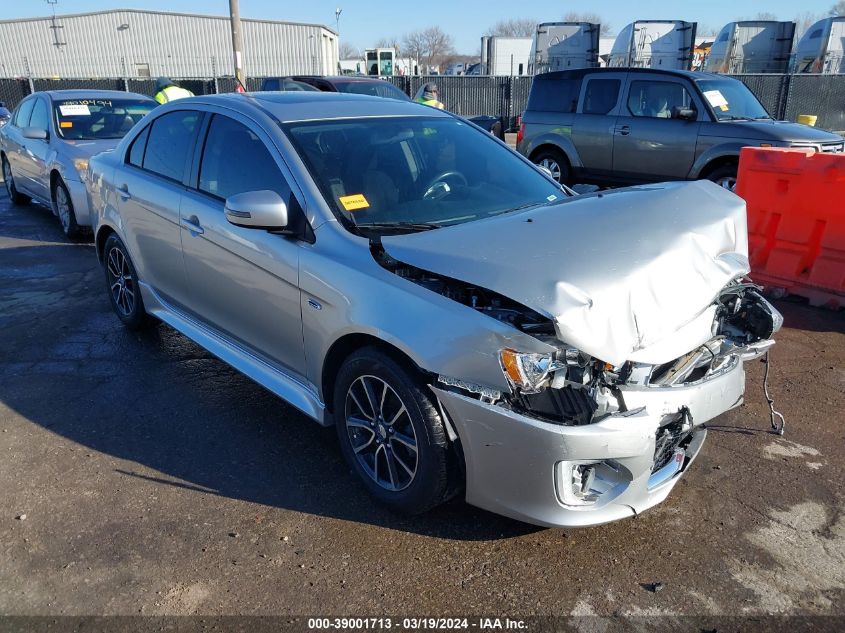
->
(608, 20, 697, 70)
(704, 21, 796, 73)
(480, 36, 532, 75)
(792, 16, 845, 74)
(529, 22, 600, 74)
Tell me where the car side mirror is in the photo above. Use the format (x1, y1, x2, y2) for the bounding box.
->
(224, 190, 288, 230)
(672, 107, 697, 121)
(23, 127, 48, 140)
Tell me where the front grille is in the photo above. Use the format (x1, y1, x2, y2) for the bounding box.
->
(821, 142, 844, 154)
(652, 409, 694, 473)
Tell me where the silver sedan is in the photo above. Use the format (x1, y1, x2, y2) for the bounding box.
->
(0, 90, 155, 236)
(88, 92, 781, 527)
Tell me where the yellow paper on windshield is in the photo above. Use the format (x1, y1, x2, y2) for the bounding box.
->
(339, 194, 370, 211)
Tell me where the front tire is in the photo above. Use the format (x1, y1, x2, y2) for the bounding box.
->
(531, 148, 572, 185)
(2, 156, 31, 205)
(53, 178, 79, 237)
(334, 348, 458, 515)
(706, 164, 738, 192)
(103, 234, 150, 330)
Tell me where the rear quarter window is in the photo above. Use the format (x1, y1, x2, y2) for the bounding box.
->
(527, 77, 581, 113)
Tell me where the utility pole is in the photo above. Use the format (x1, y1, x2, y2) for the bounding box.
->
(229, 0, 246, 91)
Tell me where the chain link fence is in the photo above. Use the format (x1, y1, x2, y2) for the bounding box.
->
(2, 73, 844, 132)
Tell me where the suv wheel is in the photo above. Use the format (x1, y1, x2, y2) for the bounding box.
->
(334, 347, 458, 514)
(707, 164, 738, 192)
(103, 234, 151, 330)
(53, 178, 80, 238)
(532, 148, 571, 185)
(2, 156, 31, 205)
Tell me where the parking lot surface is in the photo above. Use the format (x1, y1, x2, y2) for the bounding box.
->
(0, 186, 843, 621)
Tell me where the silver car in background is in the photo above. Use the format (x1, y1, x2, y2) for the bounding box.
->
(0, 90, 156, 236)
(88, 92, 781, 527)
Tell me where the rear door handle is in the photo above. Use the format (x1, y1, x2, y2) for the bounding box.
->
(117, 184, 131, 200)
(615, 125, 631, 136)
(181, 215, 204, 235)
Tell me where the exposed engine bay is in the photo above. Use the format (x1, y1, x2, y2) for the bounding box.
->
(373, 241, 783, 429)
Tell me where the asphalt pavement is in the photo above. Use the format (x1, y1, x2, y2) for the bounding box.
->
(0, 184, 843, 626)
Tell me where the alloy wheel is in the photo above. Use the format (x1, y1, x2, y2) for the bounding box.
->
(106, 246, 136, 317)
(345, 375, 418, 492)
(716, 176, 737, 192)
(3, 161, 14, 198)
(55, 184, 71, 230)
(539, 158, 562, 182)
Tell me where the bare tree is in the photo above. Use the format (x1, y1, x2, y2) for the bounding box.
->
(486, 18, 536, 37)
(339, 42, 360, 60)
(794, 11, 823, 39)
(402, 27, 455, 70)
(376, 37, 402, 52)
(831, 1, 845, 15)
(755, 12, 779, 20)
(562, 11, 612, 36)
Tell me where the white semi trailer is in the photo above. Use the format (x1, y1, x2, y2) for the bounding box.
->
(480, 36, 532, 75)
(608, 21, 697, 70)
(704, 21, 796, 73)
(793, 16, 845, 74)
(529, 22, 600, 74)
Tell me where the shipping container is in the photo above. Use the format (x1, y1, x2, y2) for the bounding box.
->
(793, 16, 845, 74)
(609, 21, 697, 70)
(704, 21, 795, 73)
(529, 22, 600, 74)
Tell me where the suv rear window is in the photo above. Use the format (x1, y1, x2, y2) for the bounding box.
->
(582, 79, 621, 115)
(526, 77, 581, 113)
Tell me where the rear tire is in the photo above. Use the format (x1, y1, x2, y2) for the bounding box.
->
(334, 347, 459, 515)
(531, 148, 572, 185)
(2, 156, 31, 205)
(103, 234, 151, 330)
(53, 178, 80, 238)
(706, 164, 738, 192)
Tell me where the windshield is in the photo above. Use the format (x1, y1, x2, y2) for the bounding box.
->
(285, 116, 565, 234)
(53, 98, 156, 140)
(331, 80, 410, 101)
(695, 79, 770, 121)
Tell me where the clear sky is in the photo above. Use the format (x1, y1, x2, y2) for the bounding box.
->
(2, 0, 840, 53)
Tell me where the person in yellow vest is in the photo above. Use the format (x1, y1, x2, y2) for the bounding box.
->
(414, 82, 445, 109)
(154, 77, 194, 104)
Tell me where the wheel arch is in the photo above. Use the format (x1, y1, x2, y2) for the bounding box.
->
(95, 224, 117, 264)
(321, 332, 429, 415)
(699, 154, 739, 180)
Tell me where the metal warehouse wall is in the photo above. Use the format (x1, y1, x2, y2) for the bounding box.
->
(0, 9, 338, 78)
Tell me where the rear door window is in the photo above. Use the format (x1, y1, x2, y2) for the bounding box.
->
(142, 110, 200, 182)
(526, 77, 581, 113)
(198, 114, 291, 201)
(582, 78, 621, 115)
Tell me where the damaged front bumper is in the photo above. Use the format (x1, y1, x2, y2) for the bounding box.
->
(433, 354, 746, 527)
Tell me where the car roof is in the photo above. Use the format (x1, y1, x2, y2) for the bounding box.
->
(40, 89, 155, 101)
(183, 91, 448, 123)
(535, 67, 723, 82)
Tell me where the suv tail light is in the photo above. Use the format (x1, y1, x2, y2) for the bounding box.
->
(516, 117, 525, 147)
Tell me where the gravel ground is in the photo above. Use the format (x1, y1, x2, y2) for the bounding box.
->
(0, 184, 843, 625)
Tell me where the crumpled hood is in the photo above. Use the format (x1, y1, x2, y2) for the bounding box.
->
(382, 180, 750, 366)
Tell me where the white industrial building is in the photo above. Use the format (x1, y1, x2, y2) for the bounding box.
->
(0, 9, 339, 78)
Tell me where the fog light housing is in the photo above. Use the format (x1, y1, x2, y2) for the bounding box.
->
(555, 460, 630, 508)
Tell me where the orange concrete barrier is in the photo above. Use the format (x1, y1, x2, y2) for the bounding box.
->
(736, 147, 845, 309)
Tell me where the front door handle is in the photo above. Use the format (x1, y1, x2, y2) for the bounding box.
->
(615, 125, 631, 136)
(181, 215, 204, 235)
(117, 184, 132, 200)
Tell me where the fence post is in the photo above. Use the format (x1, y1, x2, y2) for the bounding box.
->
(212, 56, 219, 94)
(23, 56, 34, 95)
(780, 73, 792, 121)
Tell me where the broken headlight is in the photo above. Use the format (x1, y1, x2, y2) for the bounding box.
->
(499, 347, 593, 394)
(499, 349, 559, 394)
